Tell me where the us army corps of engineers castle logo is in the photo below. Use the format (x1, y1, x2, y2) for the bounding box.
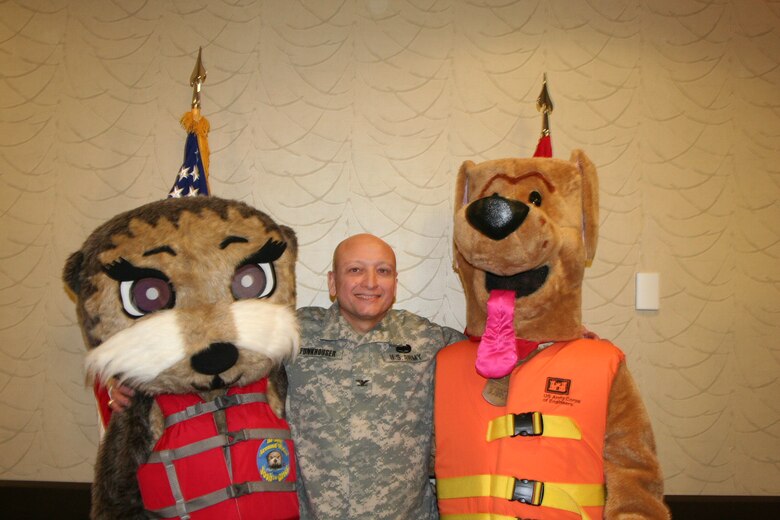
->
(543, 377, 581, 406)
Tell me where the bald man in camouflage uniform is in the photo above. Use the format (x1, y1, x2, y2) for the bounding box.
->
(106, 234, 463, 518)
(286, 234, 463, 519)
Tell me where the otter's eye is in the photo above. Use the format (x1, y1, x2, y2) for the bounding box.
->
(529, 191, 542, 207)
(119, 278, 175, 317)
(232, 263, 276, 300)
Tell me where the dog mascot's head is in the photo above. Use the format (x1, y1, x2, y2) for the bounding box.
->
(454, 150, 598, 347)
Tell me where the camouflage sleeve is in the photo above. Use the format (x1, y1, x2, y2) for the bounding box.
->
(441, 325, 466, 347)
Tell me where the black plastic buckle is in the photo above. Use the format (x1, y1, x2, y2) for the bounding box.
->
(213, 394, 239, 410)
(227, 482, 250, 499)
(511, 478, 544, 506)
(513, 412, 542, 437)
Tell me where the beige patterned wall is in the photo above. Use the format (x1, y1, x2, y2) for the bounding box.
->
(1, 0, 778, 494)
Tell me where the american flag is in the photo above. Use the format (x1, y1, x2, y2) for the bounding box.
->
(168, 130, 210, 197)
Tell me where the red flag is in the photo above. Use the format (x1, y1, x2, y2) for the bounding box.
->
(534, 134, 552, 158)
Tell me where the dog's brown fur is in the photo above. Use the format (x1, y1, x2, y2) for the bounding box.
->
(451, 151, 670, 518)
(63, 196, 299, 519)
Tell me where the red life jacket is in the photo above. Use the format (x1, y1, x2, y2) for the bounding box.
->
(435, 338, 624, 520)
(137, 379, 299, 520)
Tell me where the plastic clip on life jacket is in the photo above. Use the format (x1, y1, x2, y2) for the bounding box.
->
(137, 379, 299, 520)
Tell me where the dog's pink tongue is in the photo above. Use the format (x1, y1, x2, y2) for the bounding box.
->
(476, 290, 518, 378)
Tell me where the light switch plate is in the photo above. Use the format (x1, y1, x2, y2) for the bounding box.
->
(636, 272, 660, 310)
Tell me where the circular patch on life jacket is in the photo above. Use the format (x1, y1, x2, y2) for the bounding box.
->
(257, 438, 291, 482)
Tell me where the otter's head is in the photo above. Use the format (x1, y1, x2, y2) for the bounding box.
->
(63, 196, 298, 394)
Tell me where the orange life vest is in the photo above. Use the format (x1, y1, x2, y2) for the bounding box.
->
(434, 338, 624, 520)
(137, 379, 299, 520)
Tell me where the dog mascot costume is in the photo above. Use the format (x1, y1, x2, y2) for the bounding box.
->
(434, 149, 670, 519)
(63, 196, 300, 519)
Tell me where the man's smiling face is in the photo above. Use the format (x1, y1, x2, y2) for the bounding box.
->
(328, 234, 398, 334)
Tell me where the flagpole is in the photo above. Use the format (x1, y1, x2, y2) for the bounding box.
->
(533, 73, 554, 158)
(168, 48, 212, 198)
(190, 47, 207, 122)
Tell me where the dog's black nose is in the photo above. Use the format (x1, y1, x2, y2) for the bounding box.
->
(466, 193, 529, 240)
(190, 342, 239, 375)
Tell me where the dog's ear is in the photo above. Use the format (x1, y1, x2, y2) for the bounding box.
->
(453, 160, 476, 271)
(455, 160, 475, 213)
(570, 149, 599, 265)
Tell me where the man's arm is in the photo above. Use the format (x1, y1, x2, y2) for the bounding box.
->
(441, 325, 467, 348)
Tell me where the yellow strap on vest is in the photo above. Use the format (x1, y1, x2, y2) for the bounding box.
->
(437, 474, 604, 520)
(486, 412, 582, 441)
(440, 515, 518, 520)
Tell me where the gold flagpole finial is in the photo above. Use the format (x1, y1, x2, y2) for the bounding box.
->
(536, 73, 553, 136)
(190, 47, 207, 111)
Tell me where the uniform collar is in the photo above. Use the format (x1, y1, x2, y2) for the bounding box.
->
(320, 302, 406, 345)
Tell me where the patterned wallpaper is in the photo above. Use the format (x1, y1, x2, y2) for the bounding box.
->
(1, 0, 778, 494)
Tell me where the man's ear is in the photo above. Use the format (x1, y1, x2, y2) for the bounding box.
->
(570, 149, 599, 265)
(327, 271, 336, 299)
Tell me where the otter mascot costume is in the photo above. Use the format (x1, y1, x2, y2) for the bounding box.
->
(434, 143, 670, 519)
(63, 196, 300, 519)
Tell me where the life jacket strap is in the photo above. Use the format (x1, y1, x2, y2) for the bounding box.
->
(164, 392, 268, 427)
(147, 428, 291, 463)
(436, 474, 604, 520)
(147, 480, 296, 519)
(486, 412, 581, 441)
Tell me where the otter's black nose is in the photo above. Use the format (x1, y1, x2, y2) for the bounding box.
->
(190, 342, 239, 375)
(466, 193, 529, 240)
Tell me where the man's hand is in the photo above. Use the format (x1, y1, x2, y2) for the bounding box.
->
(107, 379, 135, 412)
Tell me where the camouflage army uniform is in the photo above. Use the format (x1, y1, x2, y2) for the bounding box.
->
(286, 304, 464, 520)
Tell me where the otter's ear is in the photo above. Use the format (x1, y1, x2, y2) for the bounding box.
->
(63, 250, 84, 295)
(279, 225, 298, 260)
(455, 160, 475, 214)
(570, 149, 599, 265)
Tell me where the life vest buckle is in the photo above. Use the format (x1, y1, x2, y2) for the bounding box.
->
(511, 478, 544, 506)
(226, 482, 251, 499)
(512, 412, 543, 437)
(227, 429, 249, 445)
(213, 394, 240, 410)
